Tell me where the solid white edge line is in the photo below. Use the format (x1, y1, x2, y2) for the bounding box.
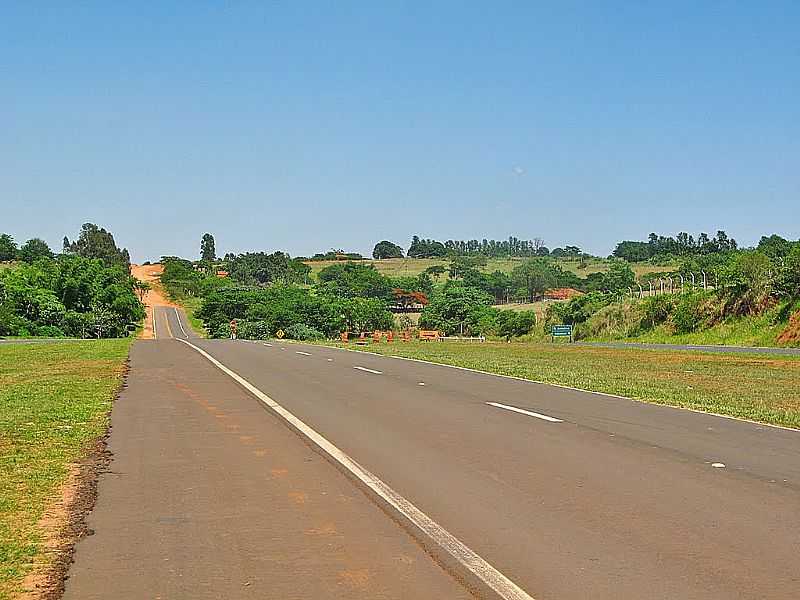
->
(152, 306, 158, 340)
(320, 345, 800, 433)
(176, 338, 535, 600)
(296, 351, 312, 356)
(174, 307, 189, 338)
(487, 402, 563, 423)
(354, 366, 383, 374)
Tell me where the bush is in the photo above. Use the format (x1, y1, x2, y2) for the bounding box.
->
(238, 320, 272, 340)
(284, 323, 325, 340)
(496, 310, 537, 339)
(33, 325, 66, 337)
(640, 295, 676, 328)
(581, 301, 644, 339)
(672, 292, 716, 333)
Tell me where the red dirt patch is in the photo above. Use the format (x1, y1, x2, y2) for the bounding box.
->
(777, 310, 800, 346)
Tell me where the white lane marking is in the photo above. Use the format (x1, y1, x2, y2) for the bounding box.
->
(326, 346, 800, 433)
(176, 339, 535, 600)
(174, 307, 189, 338)
(327, 358, 334, 362)
(487, 402, 563, 423)
(264, 343, 273, 347)
(296, 351, 312, 356)
(152, 306, 158, 340)
(354, 366, 383, 375)
(418, 382, 426, 386)
(711, 462, 726, 468)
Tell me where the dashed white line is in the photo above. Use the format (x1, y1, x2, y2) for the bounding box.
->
(354, 366, 383, 375)
(486, 402, 563, 423)
(296, 351, 312, 356)
(327, 358, 334, 362)
(176, 338, 536, 600)
(264, 343, 273, 347)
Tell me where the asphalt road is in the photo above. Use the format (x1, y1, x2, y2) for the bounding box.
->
(65, 307, 800, 599)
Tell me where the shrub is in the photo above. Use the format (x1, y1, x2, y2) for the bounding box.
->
(285, 323, 325, 341)
(672, 292, 715, 333)
(581, 301, 644, 339)
(238, 320, 272, 340)
(640, 295, 676, 328)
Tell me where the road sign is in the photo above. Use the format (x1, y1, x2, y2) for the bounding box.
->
(276, 329, 285, 339)
(551, 324, 573, 342)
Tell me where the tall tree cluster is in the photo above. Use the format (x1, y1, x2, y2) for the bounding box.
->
(64, 223, 131, 269)
(613, 230, 738, 261)
(406, 235, 550, 258)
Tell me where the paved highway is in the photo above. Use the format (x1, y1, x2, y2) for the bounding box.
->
(65, 306, 800, 599)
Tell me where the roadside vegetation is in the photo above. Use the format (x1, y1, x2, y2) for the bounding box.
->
(160, 230, 799, 347)
(0, 225, 145, 339)
(0, 339, 132, 599)
(346, 340, 800, 429)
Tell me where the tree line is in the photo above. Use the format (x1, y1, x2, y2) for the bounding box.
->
(612, 230, 738, 262)
(0, 224, 144, 338)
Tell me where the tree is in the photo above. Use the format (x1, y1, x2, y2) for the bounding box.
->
(602, 260, 636, 292)
(613, 241, 651, 262)
(424, 265, 446, 280)
(372, 240, 404, 259)
(18, 238, 53, 263)
(317, 262, 392, 300)
(200, 233, 216, 262)
(511, 259, 557, 302)
(226, 252, 309, 286)
(419, 285, 495, 335)
(0, 234, 17, 261)
(67, 223, 131, 269)
(757, 234, 793, 258)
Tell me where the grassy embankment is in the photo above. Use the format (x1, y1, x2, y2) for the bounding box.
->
(177, 296, 206, 337)
(337, 340, 800, 429)
(0, 339, 132, 599)
(304, 257, 673, 280)
(610, 315, 789, 347)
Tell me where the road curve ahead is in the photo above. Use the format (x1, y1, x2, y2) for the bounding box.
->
(67, 312, 800, 599)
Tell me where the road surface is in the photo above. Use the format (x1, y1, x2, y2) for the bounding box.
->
(65, 306, 800, 599)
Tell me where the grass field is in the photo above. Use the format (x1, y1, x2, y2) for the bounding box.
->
(304, 257, 674, 281)
(336, 341, 800, 429)
(0, 339, 132, 599)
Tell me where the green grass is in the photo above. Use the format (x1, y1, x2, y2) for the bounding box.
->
(179, 296, 207, 337)
(621, 316, 788, 347)
(304, 257, 674, 281)
(335, 341, 800, 429)
(0, 339, 132, 599)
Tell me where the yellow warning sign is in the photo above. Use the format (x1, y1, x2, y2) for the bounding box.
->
(275, 329, 285, 339)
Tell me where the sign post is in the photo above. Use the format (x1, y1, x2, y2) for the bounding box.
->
(551, 324, 573, 343)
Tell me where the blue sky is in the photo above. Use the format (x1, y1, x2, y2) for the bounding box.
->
(2, 2, 798, 261)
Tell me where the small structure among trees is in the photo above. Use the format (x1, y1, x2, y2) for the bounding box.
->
(390, 288, 429, 312)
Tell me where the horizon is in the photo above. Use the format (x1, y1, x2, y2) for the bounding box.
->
(3, 3, 798, 261)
